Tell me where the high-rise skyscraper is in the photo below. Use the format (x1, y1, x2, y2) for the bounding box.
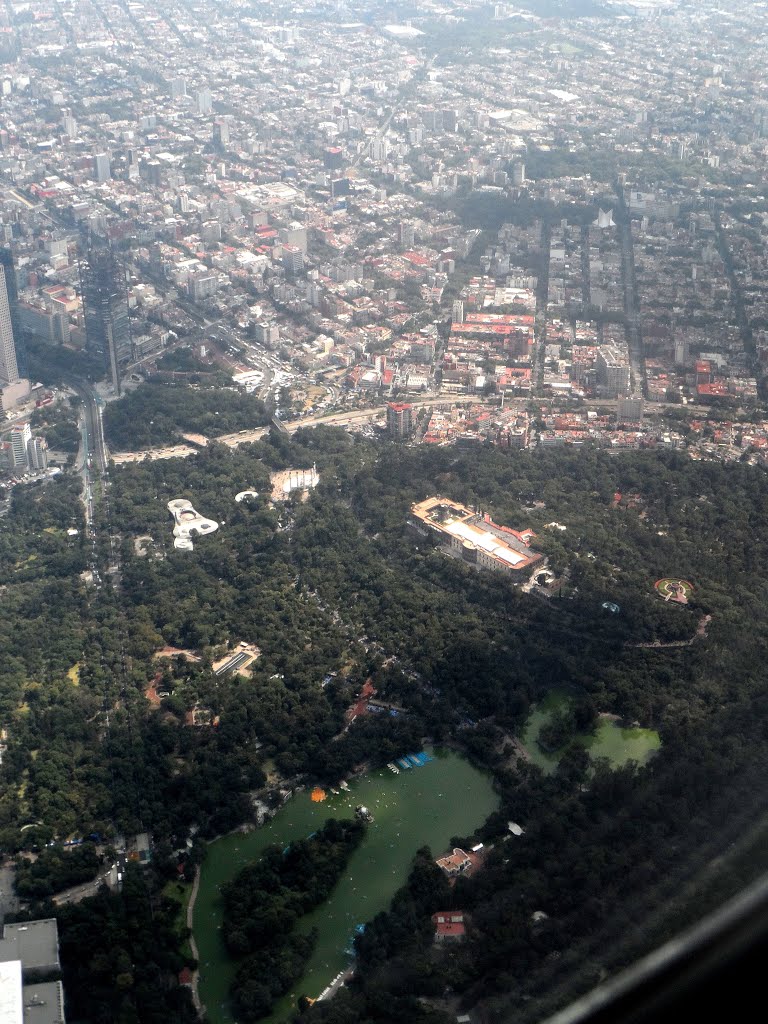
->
(596, 344, 631, 397)
(281, 244, 305, 276)
(10, 422, 30, 468)
(0, 249, 22, 341)
(398, 222, 415, 248)
(369, 138, 389, 162)
(196, 88, 213, 115)
(27, 435, 48, 471)
(674, 336, 690, 366)
(0, 259, 20, 386)
(81, 245, 132, 394)
(386, 402, 413, 439)
(93, 152, 111, 182)
(61, 108, 77, 138)
(616, 394, 644, 425)
(169, 76, 186, 99)
(323, 146, 344, 170)
(213, 118, 230, 147)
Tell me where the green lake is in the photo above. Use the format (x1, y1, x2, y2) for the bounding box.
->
(520, 691, 661, 774)
(193, 749, 498, 1024)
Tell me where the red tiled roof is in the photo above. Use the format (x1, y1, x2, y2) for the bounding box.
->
(432, 912, 466, 938)
(402, 251, 433, 267)
(697, 382, 730, 397)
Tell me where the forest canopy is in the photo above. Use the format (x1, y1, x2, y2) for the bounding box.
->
(1, 431, 768, 1023)
(223, 818, 366, 1021)
(103, 381, 269, 450)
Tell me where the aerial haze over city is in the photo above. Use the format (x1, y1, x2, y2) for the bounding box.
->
(1, 1, 768, 1022)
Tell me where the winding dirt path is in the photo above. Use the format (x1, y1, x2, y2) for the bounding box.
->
(186, 866, 204, 1016)
(628, 613, 711, 649)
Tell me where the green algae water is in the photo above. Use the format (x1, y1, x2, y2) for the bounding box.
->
(520, 691, 661, 774)
(193, 749, 498, 1024)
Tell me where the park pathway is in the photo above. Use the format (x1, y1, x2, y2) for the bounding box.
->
(628, 614, 711, 649)
(186, 866, 204, 1016)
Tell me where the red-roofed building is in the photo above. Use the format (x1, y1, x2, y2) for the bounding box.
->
(696, 360, 713, 385)
(387, 401, 413, 439)
(435, 847, 473, 876)
(497, 368, 531, 394)
(697, 380, 731, 401)
(402, 251, 434, 267)
(432, 912, 466, 943)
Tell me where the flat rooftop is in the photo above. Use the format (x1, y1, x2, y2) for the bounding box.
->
(411, 495, 476, 523)
(0, 920, 59, 973)
(444, 518, 527, 565)
(0, 960, 22, 1024)
(23, 982, 65, 1024)
(411, 496, 542, 574)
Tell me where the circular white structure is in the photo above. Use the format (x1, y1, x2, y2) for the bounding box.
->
(167, 498, 219, 550)
(235, 490, 260, 503)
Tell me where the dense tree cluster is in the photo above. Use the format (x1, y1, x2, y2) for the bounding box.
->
(224, 818, 365, 1021)
(538, 697, 597, 752)
(103, 382, 269, 450)
(2, 425, 768, 1021)
(14, 842, 102, 901)
(0, 475, 85, 581)
(54, 864, 196, 1024)
(30, 398, 81, 457)
(234, 933, 316, 1022)
(155, 346, 214, 374)
(25, 334, 106, 385)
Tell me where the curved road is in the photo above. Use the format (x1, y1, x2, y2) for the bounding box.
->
(109, 395, 476, 463)
(107, 394, 723, 466)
